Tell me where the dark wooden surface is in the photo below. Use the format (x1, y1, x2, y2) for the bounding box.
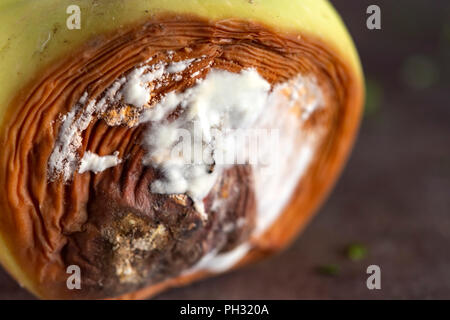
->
(1, 0, 449, 299)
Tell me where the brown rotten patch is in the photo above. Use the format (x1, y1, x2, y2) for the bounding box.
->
(64, 146, 255, 298)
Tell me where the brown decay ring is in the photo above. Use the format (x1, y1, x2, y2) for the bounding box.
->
(0, 15, 362, 299)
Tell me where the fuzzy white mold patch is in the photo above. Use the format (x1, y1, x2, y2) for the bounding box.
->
(140, 68, 272, 217)
(78, 151, 122, 174)
(48, 56, 203, 181)
(183, 75, 325, 272)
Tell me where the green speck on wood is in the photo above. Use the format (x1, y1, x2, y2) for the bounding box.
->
(364, 78, 383, 118)
(346, 243, 368, 261)
(317, 264, 340, 276)
(400, 55, 439, 90)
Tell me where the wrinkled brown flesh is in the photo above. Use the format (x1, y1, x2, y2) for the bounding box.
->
(0, 16, 362, 299)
